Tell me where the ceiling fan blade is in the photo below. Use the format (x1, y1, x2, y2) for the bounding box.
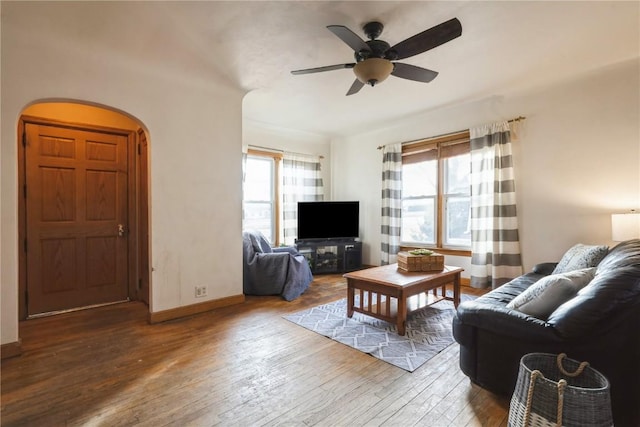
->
(391, 63, 439, 83)
(346, 79, 364, 96)
(291, 63, 355, 75)
(389, 18, 462, 60)
(327, 25, 371, 53)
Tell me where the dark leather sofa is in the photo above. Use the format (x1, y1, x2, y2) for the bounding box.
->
(453, 239, 640, 426)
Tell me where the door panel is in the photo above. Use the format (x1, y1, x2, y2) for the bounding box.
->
(41, 238, 77, 292)
(25, 122, 129, 315)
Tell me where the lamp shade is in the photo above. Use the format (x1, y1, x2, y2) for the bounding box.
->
(611, 211, 640, 241)
(353, 58, 394, 86)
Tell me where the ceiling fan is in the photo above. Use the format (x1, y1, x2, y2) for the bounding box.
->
(291, 18, 462, 96)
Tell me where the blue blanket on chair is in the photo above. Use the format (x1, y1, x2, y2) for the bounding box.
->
(242, 231, 313, 301)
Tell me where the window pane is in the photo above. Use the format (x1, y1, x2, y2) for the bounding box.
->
(401, 197, 436, 244)
(243, 157, 273, 201)
(445, 196, 470, 246)
(444, 152, 471, 247)
(401, 145, 470, 248)
(402, 161, 437, 197)
(445, 153, 470, 195)
(243, 156, 275, 242)
(243, 202, 273, 243)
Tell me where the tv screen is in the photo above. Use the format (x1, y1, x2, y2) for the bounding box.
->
(297, 201, 359, 241)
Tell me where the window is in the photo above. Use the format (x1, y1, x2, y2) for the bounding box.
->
(401, 131, 471, 251)
(242, 152, 280, 244)
(242, 149, 324, 246)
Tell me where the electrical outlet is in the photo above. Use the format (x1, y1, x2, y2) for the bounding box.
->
(195, 286, 207, 298)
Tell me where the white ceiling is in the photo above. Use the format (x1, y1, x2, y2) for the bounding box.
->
(12, 1, 640, 137)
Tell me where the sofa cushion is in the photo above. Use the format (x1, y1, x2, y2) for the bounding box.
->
(552, 243, 608, 274)
(244, 230, 273, 253)
(506, 267, 596, 319)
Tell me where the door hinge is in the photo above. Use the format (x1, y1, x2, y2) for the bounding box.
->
(137, 143, 141, 155)
(23, 184, 27, 199)
(138, 278, 142, 290)
(22, 130, 27, 147)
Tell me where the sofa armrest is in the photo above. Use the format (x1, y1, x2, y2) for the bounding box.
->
(548, 267, 640, 338)
(273, 246, 299, 256)
(532, 262, 558, 275)
(250, 251, 292, 264)
(455, 300, 562, 342)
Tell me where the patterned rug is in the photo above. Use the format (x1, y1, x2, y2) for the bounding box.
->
(283, 296, 469, 372)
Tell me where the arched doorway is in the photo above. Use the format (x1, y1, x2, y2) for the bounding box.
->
(18, 101, 150, 319)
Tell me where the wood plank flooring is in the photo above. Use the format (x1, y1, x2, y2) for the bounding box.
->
(1, 274, 509, 426)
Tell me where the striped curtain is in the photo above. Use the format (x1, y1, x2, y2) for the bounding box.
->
(381, 143, 403, 265)
(470, 122, 523, 288)
(281, 154, 324, 246)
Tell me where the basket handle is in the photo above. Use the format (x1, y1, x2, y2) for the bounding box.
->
(556, 379, 567, 426)
(556, 353, 589, 377)
(523, 370, 567, 427)
(523, 370, 542, 427)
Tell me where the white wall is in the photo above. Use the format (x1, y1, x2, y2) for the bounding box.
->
(331, 58, 640, 273)
(1, 3, 245, 345)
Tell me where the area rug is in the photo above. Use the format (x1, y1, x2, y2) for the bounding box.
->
(283, 295, 471, 372)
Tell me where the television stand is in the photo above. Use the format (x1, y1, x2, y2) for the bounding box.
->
(295, 239, 362, 274)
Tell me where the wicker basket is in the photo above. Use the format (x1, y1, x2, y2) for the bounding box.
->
(508, 353, 613, 427)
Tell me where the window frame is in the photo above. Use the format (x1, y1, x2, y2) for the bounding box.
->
(243, 149, 283, 246)
(400, 131, 472, 256)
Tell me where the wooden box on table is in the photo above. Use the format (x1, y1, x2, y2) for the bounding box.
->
(397, 251, 444, 272)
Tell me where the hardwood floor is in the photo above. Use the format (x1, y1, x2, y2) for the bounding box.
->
(1, 274, 509, 426)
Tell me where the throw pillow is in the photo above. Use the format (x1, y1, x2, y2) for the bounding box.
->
(507, 268, 596, 319)
(552, 244, 608, 274)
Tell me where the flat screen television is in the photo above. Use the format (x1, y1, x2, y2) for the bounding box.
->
(297, 201, 359, 241)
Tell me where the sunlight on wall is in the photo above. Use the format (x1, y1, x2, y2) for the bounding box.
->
(22, 102, 140, 130)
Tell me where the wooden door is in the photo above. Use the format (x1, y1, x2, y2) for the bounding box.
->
(24, 122, 130, 315)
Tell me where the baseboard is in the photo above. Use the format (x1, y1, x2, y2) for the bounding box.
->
(1, 339, 23, 360)
(148, 294, 245, 324)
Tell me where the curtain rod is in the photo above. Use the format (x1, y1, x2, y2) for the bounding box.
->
(376, 116, 526, 150)
(248, 145, 324, 159)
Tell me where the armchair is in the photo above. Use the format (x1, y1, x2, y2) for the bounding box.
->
(242, 230, 313, 301)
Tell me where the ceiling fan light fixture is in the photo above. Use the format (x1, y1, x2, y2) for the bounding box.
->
(353, 58, 394, 86)
(292, 18, 462, 95)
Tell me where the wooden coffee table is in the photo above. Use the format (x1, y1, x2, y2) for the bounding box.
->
(343, 264, 464, 336)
